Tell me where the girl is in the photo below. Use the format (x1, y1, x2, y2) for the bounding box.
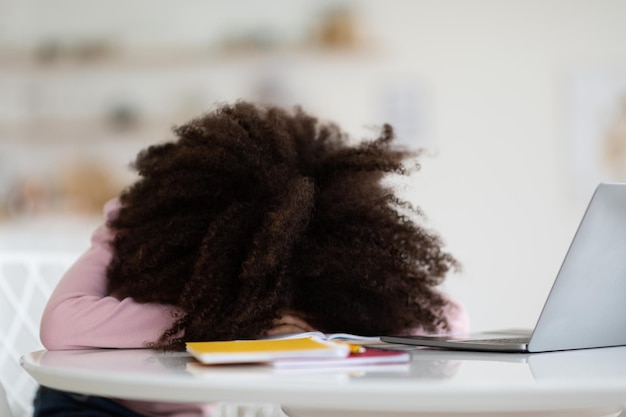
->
(35, 101, 469, 417)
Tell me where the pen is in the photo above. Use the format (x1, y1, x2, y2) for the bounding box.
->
(334, 341, 366, 354)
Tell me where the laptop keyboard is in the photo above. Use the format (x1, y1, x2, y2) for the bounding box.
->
(458, 337, 530, 345)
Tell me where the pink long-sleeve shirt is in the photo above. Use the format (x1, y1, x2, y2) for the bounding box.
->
(40, 198, 469, 417)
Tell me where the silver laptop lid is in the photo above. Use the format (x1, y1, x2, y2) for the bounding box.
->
(529, 182, 626, 352)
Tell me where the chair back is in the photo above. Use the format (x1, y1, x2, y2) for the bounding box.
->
(0, 381, 13, 417)
(0, 251, 77, 417)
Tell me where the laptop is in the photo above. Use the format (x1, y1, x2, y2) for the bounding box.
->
(382, 182, 626, 353)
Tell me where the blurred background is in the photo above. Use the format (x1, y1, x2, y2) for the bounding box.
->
(1, 0, 626, 332)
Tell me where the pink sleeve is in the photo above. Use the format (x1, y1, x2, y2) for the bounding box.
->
(40, 199, 182, 350)
(410, 291, 470, 336)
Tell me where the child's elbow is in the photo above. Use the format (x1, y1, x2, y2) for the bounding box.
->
(39, 311, 75, 350)
(40, 321, 62, 350)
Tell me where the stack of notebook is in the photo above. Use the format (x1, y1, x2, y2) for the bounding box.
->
(186, 335, 410, 369)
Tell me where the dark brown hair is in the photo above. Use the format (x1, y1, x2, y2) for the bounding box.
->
(106, 101, 459, 350)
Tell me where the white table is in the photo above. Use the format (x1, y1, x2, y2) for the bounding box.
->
(21, 346, 626, 417)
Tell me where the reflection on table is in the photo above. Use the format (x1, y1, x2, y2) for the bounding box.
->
(21, 346, 626, 417)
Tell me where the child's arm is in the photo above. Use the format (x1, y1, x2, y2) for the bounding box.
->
(411, 292, 470, 336)
(439, 292, 471, 335)
(265, 314, 316, 336)
(40, 199, 182, 350)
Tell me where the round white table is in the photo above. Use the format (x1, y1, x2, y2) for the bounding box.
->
(21, 346, 626, 417)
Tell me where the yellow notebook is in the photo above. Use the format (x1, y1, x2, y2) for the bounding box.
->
(186, 337, 350, 364)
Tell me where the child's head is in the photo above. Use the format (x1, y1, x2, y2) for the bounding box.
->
(106, 101, 459, 349)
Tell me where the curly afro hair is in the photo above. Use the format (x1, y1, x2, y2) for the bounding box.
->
(106, 101, 459, 350)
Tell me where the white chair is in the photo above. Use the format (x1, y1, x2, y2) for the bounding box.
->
(0, 381, 13, 417)
(0, 251, 286, 417)
(0, 251, 78, 417)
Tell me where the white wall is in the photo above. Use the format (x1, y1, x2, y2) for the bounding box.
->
(2, 0, 626, 332)
(363, 0, 626, 331)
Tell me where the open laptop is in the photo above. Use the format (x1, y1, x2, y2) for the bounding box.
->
(382, 182, 626, 353)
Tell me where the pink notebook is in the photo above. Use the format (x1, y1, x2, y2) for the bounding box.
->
(272, 348, 410, 369)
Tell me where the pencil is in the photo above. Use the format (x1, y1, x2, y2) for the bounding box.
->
(334, 341, 366, 354)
